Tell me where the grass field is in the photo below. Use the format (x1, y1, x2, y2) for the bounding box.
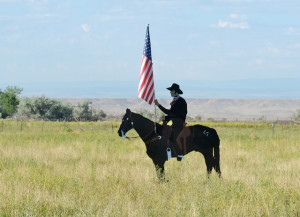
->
(0, 120, 299, 216)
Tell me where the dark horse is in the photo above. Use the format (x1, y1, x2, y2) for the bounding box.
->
(118, 109, 221, 180)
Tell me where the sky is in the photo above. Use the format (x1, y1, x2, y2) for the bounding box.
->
(0, 0, 300, 98)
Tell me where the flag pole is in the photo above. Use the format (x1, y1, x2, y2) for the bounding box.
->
(149, 23, 156, 134)
(154, 94, 157, 134)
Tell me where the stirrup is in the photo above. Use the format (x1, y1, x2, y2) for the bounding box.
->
(166, 148, 171, 160)
(177, 155, 184, 161)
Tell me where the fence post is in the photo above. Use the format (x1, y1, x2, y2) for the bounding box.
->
(21, 120, 23, 132)
(1, 120, 3, 132)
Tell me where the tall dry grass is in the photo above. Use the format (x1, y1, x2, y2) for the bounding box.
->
(0, 121, 299, 216)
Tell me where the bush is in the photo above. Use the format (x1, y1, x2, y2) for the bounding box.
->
(73, 101, 92, 121)
(292, 109, 300, 121)
(72, 101, 107, 121)
(92, 109, 107, 121)
(16, 98, 107, 121)
(0, 86, 23, 118)
(16, 96, 73, 120)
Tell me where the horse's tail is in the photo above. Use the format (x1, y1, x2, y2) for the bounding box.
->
(213, 134, 221, 177)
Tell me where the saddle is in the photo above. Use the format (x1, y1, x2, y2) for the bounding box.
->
(161, 122, 191, 161)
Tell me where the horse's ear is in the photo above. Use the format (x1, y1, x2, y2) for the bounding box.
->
(126, 108, 131, 114)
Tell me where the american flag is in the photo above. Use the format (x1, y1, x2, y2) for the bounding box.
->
(138, 25, 155, 105)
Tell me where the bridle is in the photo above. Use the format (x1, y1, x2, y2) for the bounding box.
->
(119, 112, 136, 139)
(120, 111, 160, 142)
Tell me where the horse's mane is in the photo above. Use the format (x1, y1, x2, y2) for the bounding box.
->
(128, 111, 165, 136)
(132, 112, 157, 125)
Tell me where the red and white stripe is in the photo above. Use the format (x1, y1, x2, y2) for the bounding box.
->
(138, 55, 155, 104)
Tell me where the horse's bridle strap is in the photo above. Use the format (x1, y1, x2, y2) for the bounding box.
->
(126, 111, 158, 142)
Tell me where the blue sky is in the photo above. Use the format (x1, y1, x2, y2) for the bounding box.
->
(0, 0, 299, 98)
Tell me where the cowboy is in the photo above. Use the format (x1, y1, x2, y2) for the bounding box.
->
(154, 83, 187, 160)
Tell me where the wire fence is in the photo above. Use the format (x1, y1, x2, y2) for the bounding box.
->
(0, 119, 120, 133)
(1, 118, 299, 134)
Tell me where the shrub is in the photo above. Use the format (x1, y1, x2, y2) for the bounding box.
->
(0, 86, 22, 118)
(292, 109, 300, 121)
(16, 96, 73, 120)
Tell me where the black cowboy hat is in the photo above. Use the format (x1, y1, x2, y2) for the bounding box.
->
(167, 83, 183, 94)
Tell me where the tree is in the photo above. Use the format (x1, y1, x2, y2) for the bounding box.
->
(16, 97, 108, 121)
(91, 108, 107, 121)
(73, 101, 92, 121)
(16, 96, 73, 120)
(45, 100, 73, 121)
(0, 86, 23, 118)
(72, 101, 107, 121)
(292, 109, 300, 121)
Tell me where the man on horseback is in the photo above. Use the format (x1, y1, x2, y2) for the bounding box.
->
(154, 83, 187, 161)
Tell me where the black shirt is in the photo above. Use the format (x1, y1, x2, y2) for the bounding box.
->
(158, 96, 187, 121)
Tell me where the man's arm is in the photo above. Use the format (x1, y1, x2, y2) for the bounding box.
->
(158, 104, 171, 114)
(154, 99, 170, 114)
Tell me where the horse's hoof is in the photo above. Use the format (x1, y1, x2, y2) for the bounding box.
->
(157, 176, 169, 183)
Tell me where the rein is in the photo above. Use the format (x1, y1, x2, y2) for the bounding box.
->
(125, 135, 140, 139)
(123, 111, 158, 142)
(125, 129, 155, 141)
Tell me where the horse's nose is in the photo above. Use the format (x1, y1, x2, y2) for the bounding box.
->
(118, 129, 123, 137)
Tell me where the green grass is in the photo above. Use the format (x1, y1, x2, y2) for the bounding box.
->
(0, 121, 299, 216)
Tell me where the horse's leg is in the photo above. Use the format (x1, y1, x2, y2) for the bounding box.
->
(213, 143, 222, 178)
(153, 160, 166, 181)
(203, 149, 214, 178)
(155, 164, 165, 181)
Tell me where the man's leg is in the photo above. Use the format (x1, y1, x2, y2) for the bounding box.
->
(171, 118, 185, 161)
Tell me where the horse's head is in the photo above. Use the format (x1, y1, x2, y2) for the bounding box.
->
(118, 108, 134, 139)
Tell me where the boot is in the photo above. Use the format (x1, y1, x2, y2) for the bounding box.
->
(177, 155, 184, 161)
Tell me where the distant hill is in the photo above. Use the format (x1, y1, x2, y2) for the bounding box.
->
(57, 98, 300, 121)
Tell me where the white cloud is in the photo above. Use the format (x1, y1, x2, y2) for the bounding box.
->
(268, 47, 280, 55)
(5, 24, 19, 30)
(215, 20, 249, 29)
(285, 27, 300, 35)
(267, 43, 280, 55)
(266, 43, 291, 56)
(152, 0, 180, 7)
(97, 8, 134, 22)
(229, 14, 239, 19)
(26, 0, 48, 11)
(187, 33, 201, 39)
(0, 0, 20, 2)
(81, 24, 90, 33)
(292, 43, 300, 49)
(209, 40, 220, 47)
(57, 2, 70, 10)
(0, 13, 56, 22)
(24, 13, 53, 20)
(56, 62, 67, 71)
(214, 0, 253, 2)
(213, 13, 249, 29)
(229, 13, 247, 19)
(228, 51, 244, 57)
(254, 58, 264, 65)
(7, 33, 20, 41)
